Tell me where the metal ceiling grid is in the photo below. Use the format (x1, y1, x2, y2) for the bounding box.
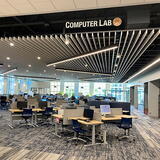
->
(0, 28, 159, 82)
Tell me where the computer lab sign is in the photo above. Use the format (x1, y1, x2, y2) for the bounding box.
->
(65, 17, 122, 29)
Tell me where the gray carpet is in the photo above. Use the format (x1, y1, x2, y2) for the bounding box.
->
(0, 110, 159, 160)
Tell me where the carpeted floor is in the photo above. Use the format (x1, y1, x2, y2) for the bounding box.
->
(0, 110, 160, 160)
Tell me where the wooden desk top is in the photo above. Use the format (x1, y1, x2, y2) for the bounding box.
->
(52, 114, 63, 119)
(68, 117, 89, 120)
(102, 115, 138, 121)
(9, 109, 23, 113)
(53, 107, 61, 111)
(123, 110, 130, 113)
(78, 120, 103, 125)
(9, 108, 44, 113)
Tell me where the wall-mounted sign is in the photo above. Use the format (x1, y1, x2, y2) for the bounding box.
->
(65, 17, 122, 29)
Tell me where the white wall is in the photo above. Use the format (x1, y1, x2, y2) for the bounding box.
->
(148, 81, 160, 118)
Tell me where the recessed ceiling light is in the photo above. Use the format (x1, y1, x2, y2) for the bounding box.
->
(37, 56, 41, 60)
(117, 54, 121, 58)
(65, 39, 69, 45)
(9, 42, 14, 47)
(44, 70, 46, 72)
(6, 57, 10, 60)
(85, 64, 88, 67)
(28, 64, 32, 67)
(115, 64, 118, 67)
(8, 65, 11, 67)
(26, 70, 29, 72)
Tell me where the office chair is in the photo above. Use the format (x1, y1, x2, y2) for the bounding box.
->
(67, 120, 87, 144)
(117, 117, 135, 142)
(42, 107, 53, 126)
(0, 96, 8, 110)
(22, 109, 34, 128)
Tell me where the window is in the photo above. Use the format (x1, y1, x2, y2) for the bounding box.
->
(79, 83, 90, 96)
(64, 82, 74, 97)
(0, 77, 4, 94)
(94, 83, 106, 96)
(50, 81, 60, 94)
(8, 77, 15, 94)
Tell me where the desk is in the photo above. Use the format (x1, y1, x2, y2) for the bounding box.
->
(101, 114, 138, 144)
(8, 108, 45, 128)
(68, 117, 89, 120)
(102, 115, 138, 121)
(78, 120, 103, 146)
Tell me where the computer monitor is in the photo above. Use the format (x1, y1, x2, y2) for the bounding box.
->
(83, 109, 94, 120)
(39, 101, 48, 109)
(100, 105, 111, 115)
(17, 101, 27, 110)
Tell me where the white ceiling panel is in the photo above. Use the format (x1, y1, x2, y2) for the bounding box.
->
(8, 0, 36, 13)
(74, 0, 97, 9)
(0, 0, 158, 18)
(121, 0, 145, 4)
(51, 0, 76, 10)
(30, 0, 56, 12)
(97, 0, 121, 7)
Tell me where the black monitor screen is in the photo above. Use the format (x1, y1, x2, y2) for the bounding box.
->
(39, 101, 48, 109)
(83, 109, 94, 120)
(17, 101, 27, 110)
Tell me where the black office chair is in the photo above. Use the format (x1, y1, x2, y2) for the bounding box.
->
(117, 117, 135, 142)
(22, 109, 34, 128)
(42, 107, 53, 126)
(67, 120, 88, 144)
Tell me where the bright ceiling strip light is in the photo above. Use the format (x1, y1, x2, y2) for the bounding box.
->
(55, 68, 112, 76)
(2, 68, 17, 75)
(124, 57, 160, 83)
(79, 77, 112, 80)
(47, 45, 118, 66)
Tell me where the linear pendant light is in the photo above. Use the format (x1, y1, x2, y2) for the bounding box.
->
(2, 68, 17, 75)
(124, 57, 160, 83)
(55, 68, 112, 76)
(47, 45, 118, 66)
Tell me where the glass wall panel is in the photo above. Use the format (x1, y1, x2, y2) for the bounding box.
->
(50, 81, 60, 94)
(0, 76, 4, 94)
(93, 83, 106, 96)
(64, 82, 75, 97)
(79, 82, 90, 96)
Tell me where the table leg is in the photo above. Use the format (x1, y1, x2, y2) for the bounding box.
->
(53, 121, 61, 138)
(92, 125, 96, 145)
(8, 112, 13, 129)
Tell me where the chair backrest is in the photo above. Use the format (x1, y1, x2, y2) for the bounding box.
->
(45, 107, 53, 114)
(72, 120, 80, 129)
(22, 109, 32, 116)
(120, 118, 132, 128)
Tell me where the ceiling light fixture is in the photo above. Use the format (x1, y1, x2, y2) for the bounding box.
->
(9, 42, 14, 47)
(124, 57, 160, 83)
(6, 57, 10, 60)
(55, 68, 112, 76)
(47, 45, 118, 66)
(2, 68, 17, 75)
(44, 70, 46, 72)
(8, 65, 11, 67)
(28, 64, 32, 67)
(117, 54, 121, 58)
(65, 39, 70, 45)
(37, 56, 41, 60)
(85, 64, 88, 67)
